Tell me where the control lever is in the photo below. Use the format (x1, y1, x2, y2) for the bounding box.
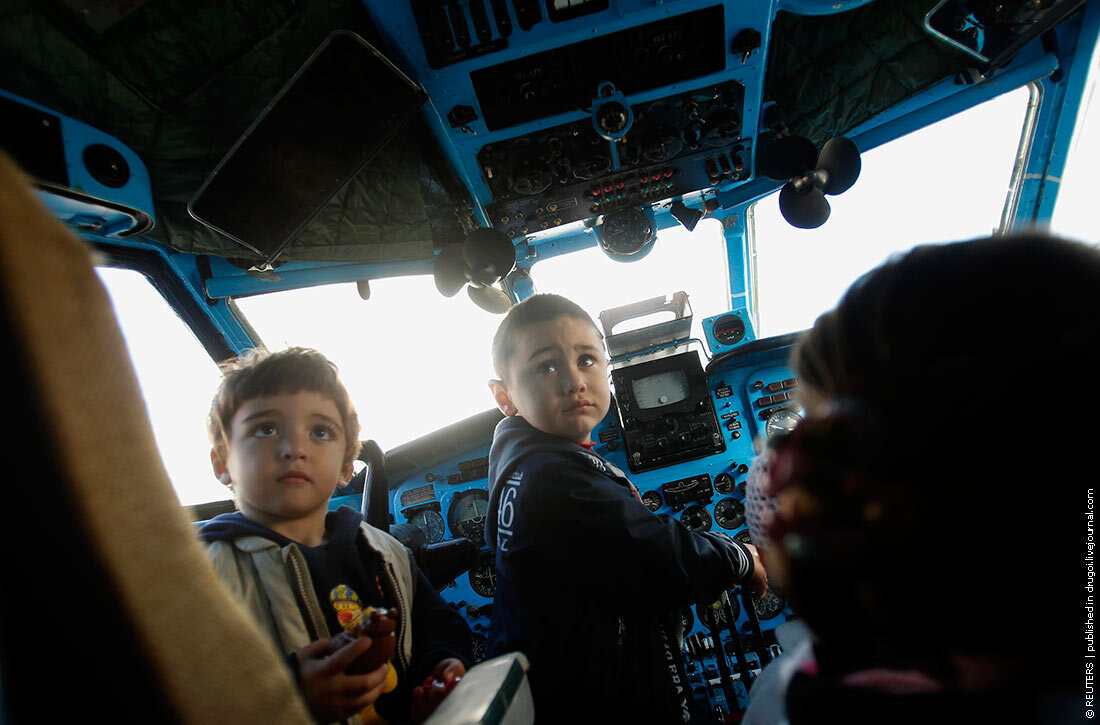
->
(721, 591, 752, 687)
(739, 587, 772, 666)
(703, 599, 739, 711)
(388, 524, 480, 589)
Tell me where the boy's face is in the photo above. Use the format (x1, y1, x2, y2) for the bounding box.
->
(490, 316, 611, 444)
(211, 390, 353, 536)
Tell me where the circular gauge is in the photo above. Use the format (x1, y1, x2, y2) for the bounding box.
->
(765, 408, 803, 439)
(714, 498, 746, 530)
(469, 552, 497, 598)
(470, 634, 488, 663)
(680, 505, 712, 532)
(753, 588, 786, 620)
(712, 314, 746, 346)
(642, 127, 682, 162)
(409, 509, 445, 543)
(512, 167, 552, 196)
(734, 529, 754, 546)
(448, 490, 489, 544)
(573, 155, 611, 180)
(632, 370, 690, 409)
(599, 208, 655, 258)
(641, 490, 663, 512)
(695, 600, 727, 630)
(714, 473, 735, 495)
(679, 606, 694, 634)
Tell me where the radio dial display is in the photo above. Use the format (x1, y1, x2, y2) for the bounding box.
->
(632, 370, 690, 409)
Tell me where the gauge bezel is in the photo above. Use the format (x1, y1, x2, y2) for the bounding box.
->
(641, 490, 663, 512)
(680, 504, 712, 532)
(765, 407, 803, 439)
(714, 472, 735, 495)
(714, 497, 745, 530)
(468, 551, 497, 598)
(447, 489, 490, 544)
(409, 508, 445, 543)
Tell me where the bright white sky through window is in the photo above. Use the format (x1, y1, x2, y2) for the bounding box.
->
(753, 86, 1031, 336)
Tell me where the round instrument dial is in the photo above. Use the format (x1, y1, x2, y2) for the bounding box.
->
(753, 588, 786, 620)
(641, 490, 663, 512)
(714, 473, 735, 495)
(696, 600, 728, 630)
(448, 490, 489, 544)
(409, 509, 445, 543)
(469, 552, 497, 598)
(712, 314, 746, 346)
(600, 208, 655, 257)
(680, 505, 712, 532)
(471, 634, 488, 664)
(734, 529, 754, 546)
(765, 408, 803, 439)
(714, 498, 746, 530)
(632, 370, 690, 409)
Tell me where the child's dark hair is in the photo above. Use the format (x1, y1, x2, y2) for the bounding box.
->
(208, 347, 361, 465)
(491, 293, 602, 379)
(781, 233, 1099, 686)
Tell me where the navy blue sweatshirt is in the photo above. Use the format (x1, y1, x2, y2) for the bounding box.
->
(484, 417, 755, 723)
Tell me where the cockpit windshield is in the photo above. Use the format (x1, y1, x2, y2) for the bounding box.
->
(99, 82, 1049, 508)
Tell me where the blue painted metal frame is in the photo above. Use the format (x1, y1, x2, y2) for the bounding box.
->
(1008, 0, 1100, 227)
(88, 234, 257, 355)
(78, 1, 1100, 328)
(0, 88, 156, 238)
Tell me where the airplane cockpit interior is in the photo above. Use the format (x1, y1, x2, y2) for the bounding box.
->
(1, 0, 1097, 722)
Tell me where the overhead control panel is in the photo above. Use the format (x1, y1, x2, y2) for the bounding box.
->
(361, 0, 778, 239)
(478, 79, 747, 238)
(469, 6, 727, 130)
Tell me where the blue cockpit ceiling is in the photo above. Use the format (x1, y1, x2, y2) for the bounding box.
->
(218, 1, 1096, 356)
(6, 0, 1097, 360)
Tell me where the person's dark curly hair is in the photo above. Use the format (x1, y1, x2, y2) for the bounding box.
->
(780, 233, 1100, 689)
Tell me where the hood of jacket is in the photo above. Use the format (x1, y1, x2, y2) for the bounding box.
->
(198, 505, 364, 547)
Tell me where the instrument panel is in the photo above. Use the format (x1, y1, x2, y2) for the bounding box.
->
(359, 0, 779, 244)
(342, 333, 803, 720)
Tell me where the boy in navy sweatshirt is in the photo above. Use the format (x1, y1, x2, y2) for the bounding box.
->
(485, 294, 766, 723)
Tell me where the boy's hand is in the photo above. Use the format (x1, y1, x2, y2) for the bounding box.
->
(296, 637, 391, 723)
(742, 543, 769, 598)
(410, 657, 466, 724)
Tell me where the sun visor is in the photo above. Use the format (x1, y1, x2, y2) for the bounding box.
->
(188, 32, 428, 265)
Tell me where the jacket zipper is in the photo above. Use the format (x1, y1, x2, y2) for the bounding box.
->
(383, 560, 410, 672)
(287, 546, 327, 641)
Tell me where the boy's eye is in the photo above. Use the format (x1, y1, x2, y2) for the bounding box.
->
(535, 361, 557, 375)
(578, 354, 598, 368)
(311, 425, 337, 440)
(252, 423, 278, 438)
